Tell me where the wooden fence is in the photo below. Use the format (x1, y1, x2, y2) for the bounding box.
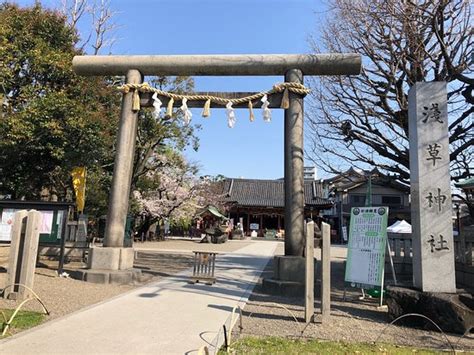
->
(385, 227, 474, 288)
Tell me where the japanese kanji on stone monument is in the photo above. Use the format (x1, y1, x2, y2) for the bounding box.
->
(408, 82, 456, 293)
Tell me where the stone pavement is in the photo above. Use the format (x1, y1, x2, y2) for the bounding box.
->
(0, 240, 280, 355)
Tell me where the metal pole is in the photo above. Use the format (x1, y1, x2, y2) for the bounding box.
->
(456, 203, 466, 263)
(338, 200, 343, 244)
(58, 207, 69, 273)
(104, 69, 143, 247)
(386, 238, 398, 285)
(284, 69, 305, 256)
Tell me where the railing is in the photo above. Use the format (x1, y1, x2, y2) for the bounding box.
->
(38, 221, 89, 261)
(385, 228, 474, 287)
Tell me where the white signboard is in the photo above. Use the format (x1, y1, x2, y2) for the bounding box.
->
(342, 226, 348, 242)
(56, 210, 64, 239)
(345, 207, 389, 288)
(39, 211, 54, 234)
(249, 223, 259, 230)
(0, 209, 16, 241)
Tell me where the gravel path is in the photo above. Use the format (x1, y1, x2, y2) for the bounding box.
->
(237, 249, 474, 353)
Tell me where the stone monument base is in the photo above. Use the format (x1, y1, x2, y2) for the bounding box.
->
(69, 247, 148, 285)
(262, 256, 318, 297)
(386, 285, 474, 335)
(71, 268, 147, 284)
(87, 247, 134, 270)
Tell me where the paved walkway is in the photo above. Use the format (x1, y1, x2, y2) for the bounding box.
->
(0, 241, 279, 355)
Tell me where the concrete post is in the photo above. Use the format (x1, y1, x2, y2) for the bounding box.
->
(104, 69, 143, 247)
(6, 210, 41, 300)
(284, 69, 305, 256)
(321, 222, 331, 322)
(305, 220, 315, 323)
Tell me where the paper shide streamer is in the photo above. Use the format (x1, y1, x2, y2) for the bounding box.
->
(152, 92, 162, 119)
(226, 101, 236, 128)
(261, 94, 271, 122)
(180, 98, 192, 125)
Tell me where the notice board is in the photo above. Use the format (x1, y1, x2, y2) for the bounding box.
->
(344, 207, 389, 288)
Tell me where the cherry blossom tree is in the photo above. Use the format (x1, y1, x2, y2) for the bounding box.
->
(132, 155, 223, 238)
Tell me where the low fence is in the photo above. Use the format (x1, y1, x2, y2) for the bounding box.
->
(385, 227, 474, 288)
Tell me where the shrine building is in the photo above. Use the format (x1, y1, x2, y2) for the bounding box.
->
(222, 178, 332, 236)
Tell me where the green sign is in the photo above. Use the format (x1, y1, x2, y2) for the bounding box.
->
(345, 207, 389, 288)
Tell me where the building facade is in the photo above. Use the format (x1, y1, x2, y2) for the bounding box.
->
(322, 168, 410, 242)
(222, 178, 332, 236)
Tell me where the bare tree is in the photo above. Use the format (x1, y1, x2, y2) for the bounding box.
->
(307, 0, 473, 184)
(61, 0, 118, 54)
(61, 0, 87, 29)
(90, 0, 118, 54)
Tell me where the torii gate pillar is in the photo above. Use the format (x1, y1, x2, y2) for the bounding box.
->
(104, 69, 143, 248)
(284, 69, 305, 256)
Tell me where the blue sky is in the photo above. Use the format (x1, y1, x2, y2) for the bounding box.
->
(17, 0, 330, 179)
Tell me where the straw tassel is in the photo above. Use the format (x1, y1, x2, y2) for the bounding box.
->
(248, 101, 255, 122)
(280, 88, 290, 109)
(202, 99, 211, 118)
(166, 97, 174, 118)
(132, 89, 141, 111)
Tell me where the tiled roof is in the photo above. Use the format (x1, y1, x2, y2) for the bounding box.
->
(456, 177, 474, 189)
(324, 168, 410, 193)
(223, 178, 332, 208)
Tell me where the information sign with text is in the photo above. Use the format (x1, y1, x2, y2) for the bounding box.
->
(345, 207, 389, 288)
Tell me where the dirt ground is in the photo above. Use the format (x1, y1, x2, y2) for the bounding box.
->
(237, 248, 474, 353)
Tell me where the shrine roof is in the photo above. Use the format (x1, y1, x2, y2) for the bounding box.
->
(222, 178, 332, 209)
(455, 177, 474, 189)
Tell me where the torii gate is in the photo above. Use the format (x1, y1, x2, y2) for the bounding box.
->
(72, 54, 361, 282)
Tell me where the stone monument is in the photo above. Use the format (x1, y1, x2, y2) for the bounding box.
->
(386, 82, 474, 334)
(408, 82, 455, 293)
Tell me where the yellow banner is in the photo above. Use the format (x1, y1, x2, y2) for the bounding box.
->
(71, 167, 86, 213)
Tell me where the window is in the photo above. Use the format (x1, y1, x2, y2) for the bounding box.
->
(350, 195, 365, 204)
(381, 195, 401, 205)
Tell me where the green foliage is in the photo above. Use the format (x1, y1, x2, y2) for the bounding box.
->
(0, 3, 118, 200)
(170, 217, 192, 230)
(132, 76, 199, 187)
(0, 309, 45, 336)
(222, 337, 438, 354)
(0, 3, 201, 221)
